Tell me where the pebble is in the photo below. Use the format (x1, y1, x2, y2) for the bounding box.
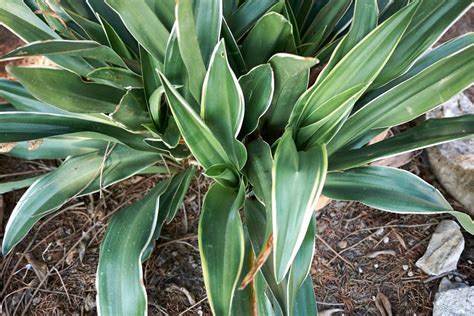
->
(337, 240, 348, 249)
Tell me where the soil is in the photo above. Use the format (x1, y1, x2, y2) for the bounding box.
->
(1, 10, 473, 316)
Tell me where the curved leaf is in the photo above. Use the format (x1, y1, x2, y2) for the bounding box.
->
(264, 53, 317, 139)
(0, 0, 94, 76)
(0, 79, 69, 114)
(245, 198, 317, 315)
(0, 112, 158, 152)
(302, 0, 352, 55)
(111, 89, 150, 131)
(159, 73, 233, 169)
(0, 0, 59, 41)
(238, 64, 274, 138)
(272, 131, 327, 281)
(374, 0, 471, 87)
(0, 174, 45, 195)
(319, 0, 378, 81)
(175, 0, 207, 101)
(241, 12, 293, 69)
(291, 2, 420, 146)
(86, 0, 138, 52)
(97, 181, 164, 316)
(1, 39, 127, 68)
(7, 136, 106, 160)
(227, 0, 279, 40)
(221, 19, 247, 75)
(201, 40, 247, 169)
(245, 138, 273, 209)
(330, 115, 474, 170)
(330, 43, 474, 153)
(105, 0, 169, 61)
(8, 67, 123, 113)
(2, 145, 162, 254)
(87, 67, 143, 89)
(323, 166, 474, 234)
(162, 167, 195, 223)
(199, 182, 245, 316)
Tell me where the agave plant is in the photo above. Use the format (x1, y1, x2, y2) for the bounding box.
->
(1, 0, 473, 314)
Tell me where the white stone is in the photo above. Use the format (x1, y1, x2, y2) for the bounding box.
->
(415, 220, 464, 276)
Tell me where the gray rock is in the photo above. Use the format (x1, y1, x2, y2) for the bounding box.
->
(438, 277, 468, 293)
(416, 220, 464, 276)
(433, 278, 474, 315)
(426, 93, 474, 216)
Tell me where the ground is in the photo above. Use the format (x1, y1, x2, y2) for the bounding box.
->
(1, 10, 473, 316)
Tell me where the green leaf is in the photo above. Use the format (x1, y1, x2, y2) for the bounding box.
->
(202, 40, 247, 169)
(0, 79, 68, 114)
(239, 64, 274, 138)
(373, 0, 471, 87)
(8, 67, 123, 113)
(204, 164, 240, 189)
(0, 112, 159, 152)
(175, 0, 207, 102)
(111, 89, 151, 131)
(245, 138, 273, 209)
(272, 131, 327, 281)
(98, 15, 133, 59)
(0, 0, 96, 76)
(224, 0, 239, 18)
(192, 0, 223, 67)
(323, 166, 474, 234)
(241, 12, 293, 69)
(245, 197, 317, 315)
(291, 1, 420, 148)
(231, 231, 254, 316)
(146, 87, 181, 148)
(359, 33, 474, 108)
(159, 73, 232, 169)
(63, 10, 109, 45)
(221, 18, 248, 75)
(227, 0, 279, 39)
(2, 145, 162, 254)
(7, 136, 106, 160)
(287, 218, 315, 309)
(293, 276, 318, 316)
(142, 167, 196, 261)
(330, 115, 474, 170)
(0, 174, 44, 195)
(140, 45, 161, 100)
(1, 39, 127, 68)
(97, 181, 164, 316)
(319, 0, 378, 81)
(199, 182, 245, 316)
(0, 0, 59, 41)
(301, 0, 352, 55)
(87, 67, 143, 89)
(330, 42, 474, 154)
(105, 0, 169, 61)
(295, 84, 365, 148)
(86, 0, 138, 53)
(163, 26, 198, 110)
(263, 53, 318, 139)
(162, 167, 195, 223)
